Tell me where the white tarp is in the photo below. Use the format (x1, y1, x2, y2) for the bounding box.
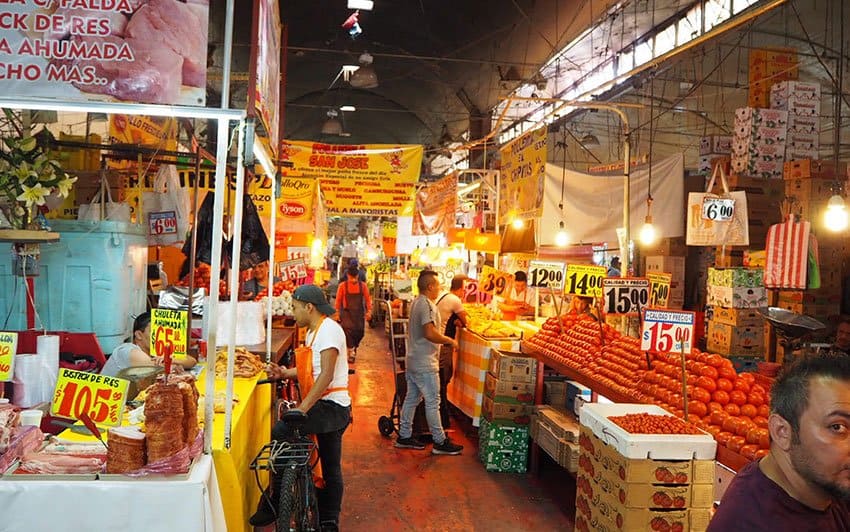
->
(540, 153, 684, 246)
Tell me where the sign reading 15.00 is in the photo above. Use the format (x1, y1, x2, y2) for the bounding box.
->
(0, 331, 17, 382)
(602, 278, 649, 315)
(528, 260, 566, 290)
(565, 264, 606, 297)
(641, 309, 695, 354)
(151, 309, 189, 358)
(480, 265, 513, 297)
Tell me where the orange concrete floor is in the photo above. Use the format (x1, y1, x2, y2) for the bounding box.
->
(336, 323, 576, 531)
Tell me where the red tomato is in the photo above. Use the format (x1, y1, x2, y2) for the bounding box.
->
(749, 383, 766, 395)
(705, 354, 724, 367)
(757, 404, 770, 418)
(752, 416, 769, 428)
(738, 372, 756, 384)
(746, 426, 762, 445)
(733, 379, 751, 393)
(688, 401, 708, 418)
(757, 428, 770, 448)
(748, 393, 766, 407)
(710, 410, 729, 426)
(705, 425, 722, 437)
(724, 403, 741, 417)
(722, 416, 742, 434)
(699, 366, 719, 379)
(717, 365, 737, 380)
(728, 435, 747, 453)
(716, 378, 734, 392)
(712, 390, 730, 405)
(755, 449, 769, 459)
(740, 404, 758, 419)
(740, 444, 760, 461)
(716, 431, 734, 446)
(692, 388, 712, 404)
(708, 401, 725, 413)
(729, 390, 748, 406)
(697, 376, 717, 393)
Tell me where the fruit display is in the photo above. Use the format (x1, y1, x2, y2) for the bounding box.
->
(176, 263, 230, 299)
(608, 413, 702, 435)
(466, 316, 521, 338)
(259, 291, 293, 316)
(255, 280, 296, 299)
(464, 304, 494, 321)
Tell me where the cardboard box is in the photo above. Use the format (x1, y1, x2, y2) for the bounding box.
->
(537, 406, 580, 442)
(480, 417, 529, 452)
(786, 114, 819, 135)
(484, 373, 535, 404)
(567, 381, 593, 415)
(699, 135, 733, 155)
(482, 394, 533, 423)
(488, 350, 537, 383)
(543, 379, 567, 407)
(785, 177, 837, 203)
(784, 159, 848, 180)
(707, 267, 764, 288)
(706, 320, 763, 351)
(640, 237, 687, 257)
(645, 256, 686, 278)
(705, 306, 764, 327)
(481, 445, 528, 473)
(735, 107, 789, 128)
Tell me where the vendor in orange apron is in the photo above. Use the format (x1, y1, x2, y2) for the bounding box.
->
(251, 285, 352, 530)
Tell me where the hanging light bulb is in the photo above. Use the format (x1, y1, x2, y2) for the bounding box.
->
(555, 222, 569, 247)
(639, 215, 657, 246)
(824, 194, 849, 232)
(512, 218, 525, 230)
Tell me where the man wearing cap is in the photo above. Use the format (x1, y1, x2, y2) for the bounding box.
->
(340, 258, 367, 283)
(436, 274, 468, 427)
(251, 284, 351, 532)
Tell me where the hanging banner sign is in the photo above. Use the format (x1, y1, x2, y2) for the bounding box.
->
(0, 331, 17, 382)
(480, 265, 513, 297)
(498, 126, 547, 225)
(276, 177, 316, 223)
(602, 277, 650, 315)
(412, 172, 458, 235)
(648, 272, 673, 309)
(641, 310, 695, 354)
(249, 0, 282, 156)
(150, 309, 188, 359)
(565, 264, 606, 298)
(279, 140, 422, 217)
(51, 368, 130, 427)
(0, 2, 209, 106)
(528, 260, 566, 290)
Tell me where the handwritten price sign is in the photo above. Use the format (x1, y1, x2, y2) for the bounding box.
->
(702, 197, 735, 221)
(528, 260, 566, 290)
(463, 279, 493, 304)
(51, 368, 130, 426)
(278, 258, 307, 282)
(148, 211, 178, 235)
(565, 264, 606, 297)
(480, 265, 513, 297)
(641, 309, 695, 354)
(648, 272, 672, 308)
(0, 331, 17, 382)
(602, 278, 649, 315)
(151, 309, 188, 358)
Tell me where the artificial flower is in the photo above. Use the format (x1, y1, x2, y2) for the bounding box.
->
(16, 182, 48, 207)
(56, 175, 77, 198)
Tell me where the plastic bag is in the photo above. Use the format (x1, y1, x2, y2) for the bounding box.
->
(142, 165, 190, 247)
(764, 218, 810, 289)
(238, 195, 269, 270)
(77, 173, 131, 222)
(180, 192, 232, 278)
(808, 234, 821, 290)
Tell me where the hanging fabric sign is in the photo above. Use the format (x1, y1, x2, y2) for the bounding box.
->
(498, 126, 547, 225)
(412, 172, 457, 235)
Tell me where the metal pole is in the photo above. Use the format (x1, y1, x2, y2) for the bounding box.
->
(187, 148, 201, 330)
(220, 0, 235, 109)
(266, 146, 277, 363)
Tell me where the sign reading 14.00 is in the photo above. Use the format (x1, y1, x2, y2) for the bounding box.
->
(641, 309, 695, 354)
(151, 309, 189, 358)
(528, 260, 566, 290)
(480, 265, 513, 297)
(0, 331, 17, 382)
(565, 264, 606, 298)
(51, 368, 130, 427)
(602, 278, 649, 315)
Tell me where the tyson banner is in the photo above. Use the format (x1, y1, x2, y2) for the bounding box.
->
(280, 140, 421, 217)
(0, 0, 210, 106)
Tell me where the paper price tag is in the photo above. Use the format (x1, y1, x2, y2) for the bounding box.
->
(480, 265, 513, 297)
(648, 272, 672, 308)
(528, 260, 566, 290)
(0, 331, 17, 382)
(701, 197, 735, 221)
(602, 278, 649, 315)
(148, 211, 178, 235)
(151, 309, 189, 358)
(641, 309, 695, 354)
(463, 279, 492, 304)
(278, 258, 307, 282)
(565, 264, 606, 297)
(51, 368, 130, 426)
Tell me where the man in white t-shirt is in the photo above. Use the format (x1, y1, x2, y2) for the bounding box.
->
(253, 285, 351, 531)
(436, 274, 468, 427)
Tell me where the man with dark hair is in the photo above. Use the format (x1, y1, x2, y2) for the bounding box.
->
(395, 270, 463, 455)
(101, 312, 196, 376)
(708, 352, 850, 530)
(498, 270, 537, 317)
(436, 274, 469, 427)
(830, 316, 850, 355)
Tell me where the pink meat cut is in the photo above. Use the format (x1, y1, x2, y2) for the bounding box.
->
(69, 35, 183, 104)
(18, 451, 104, 475)
(48, 9, 129, 40)
(125, 0, 208, 88)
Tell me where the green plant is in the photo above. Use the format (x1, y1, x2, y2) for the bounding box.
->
(0, 109, 76, 229)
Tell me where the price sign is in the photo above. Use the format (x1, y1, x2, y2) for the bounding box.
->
(641, 309, 695, 354)
(0, 331, 17, 382)
(602, 278, 649, 315)
(148, 211, 178, 235)
(565, 264, 606, 297)
(463, 279, 493, 304)
(528, 260, 566, 290)
(151, 309, 189, 358)
(701, 197, 735, 221)
(480, 265, 513, 297)
(648, 272, 672, 308)
(51, 368, 130, 426)
(277, 258, 308, 282)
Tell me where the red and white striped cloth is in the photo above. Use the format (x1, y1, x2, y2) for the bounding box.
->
(764, 219, 810, 289)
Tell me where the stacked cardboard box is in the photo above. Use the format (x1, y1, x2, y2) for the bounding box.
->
(479, 417, 530, 473)
(574, 404, 715, 532)
(706, 268, 766, 358)
(645, 256, 685, 309)
(731, 108, 788, 179)
(530, 406, 580, 472)
(748, 48, 798, 108)
(698, 135, 732, 175)
(709, 174, 784, 245)
(770, 81, 821, 161)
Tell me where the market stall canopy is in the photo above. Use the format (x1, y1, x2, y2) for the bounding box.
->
(540, 153, 684, 246)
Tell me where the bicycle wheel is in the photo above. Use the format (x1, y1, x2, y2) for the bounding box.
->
(296, 469, 321, 531)
(276, 467, 299, 531)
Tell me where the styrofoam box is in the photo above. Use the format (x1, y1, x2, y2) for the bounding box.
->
(579, 403, 717, 460)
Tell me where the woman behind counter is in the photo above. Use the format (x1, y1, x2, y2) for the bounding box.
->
(101, 312, 197, 377)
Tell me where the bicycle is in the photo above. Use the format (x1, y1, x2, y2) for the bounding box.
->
(250, 381, 321, 531)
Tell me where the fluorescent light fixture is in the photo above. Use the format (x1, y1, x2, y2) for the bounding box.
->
(0, 96, 245, 121)
(340, 105, 356, 112)
(348, 0, 373, 10)
(457, 182, 481, 196)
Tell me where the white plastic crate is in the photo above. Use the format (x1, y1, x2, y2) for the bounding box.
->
(579, 403, 716, 460)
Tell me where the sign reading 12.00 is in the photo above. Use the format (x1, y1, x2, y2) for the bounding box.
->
(602, 278, 649, 315)
(51, 368, 130, 427)
(151, 309, 189, 358)
(565, 264, 606, 297)
(0, 331, 17, 382)
(641, 309, 695, 354)
(480, 265, 513, 297)
(528, 260, 566, 290)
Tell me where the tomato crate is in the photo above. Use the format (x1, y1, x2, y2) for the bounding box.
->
(579, 404, 717, 460)
(484, 373, 535, 404)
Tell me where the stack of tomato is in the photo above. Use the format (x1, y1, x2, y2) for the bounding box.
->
(176, 263, 230, 298)
(639, 349, 771, 460)
(255, 279, 296, 300)
(526, 314, 646, 400)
